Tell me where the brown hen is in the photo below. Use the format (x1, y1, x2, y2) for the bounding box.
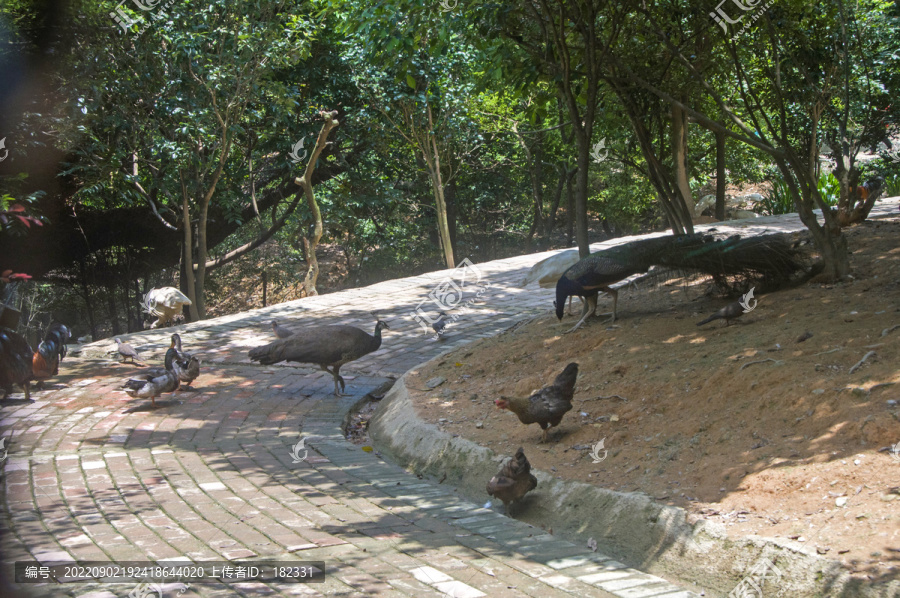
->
(486, 447, 537, 510)
(495, 362, 578, 443)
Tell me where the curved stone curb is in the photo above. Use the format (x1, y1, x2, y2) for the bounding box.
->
(369, 375, 900, 598)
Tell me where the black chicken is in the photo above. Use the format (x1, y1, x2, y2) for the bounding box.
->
(555, 233, 804, 332)
(0, 327, 33, 400)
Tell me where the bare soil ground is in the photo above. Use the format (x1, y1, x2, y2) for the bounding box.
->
(411, 217, 900, 583)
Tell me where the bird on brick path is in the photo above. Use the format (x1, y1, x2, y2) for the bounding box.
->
(555, 233, 804, 333)
(115, 338, 140, 364)
(248, 320, 390, 396)
(143, 334, 199, 388)
(122, 347, 180, 407)
(495, 363, 578, 443)
(432, 312, 448, 336)
(32, 322, 70, 389)
(272, 320, 297, 339)
(0, 326, 33, 400)
(486, 448, 537, 511)
(171, 333, 200, 387)
(696, 300, 747, 327)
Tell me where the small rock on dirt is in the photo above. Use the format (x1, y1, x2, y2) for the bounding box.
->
(425, 376, 446, 389)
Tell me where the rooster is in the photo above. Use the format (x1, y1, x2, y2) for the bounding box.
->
(32, 323, 70, 389)
(486, 447, 538, 511)
(495, 363, 578, 443)
(0, 326, 33, 400)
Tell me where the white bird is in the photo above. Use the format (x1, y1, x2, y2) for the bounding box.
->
(142, 287, 192, 329)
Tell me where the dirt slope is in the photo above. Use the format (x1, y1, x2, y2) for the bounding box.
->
(412, 217, 900, 584)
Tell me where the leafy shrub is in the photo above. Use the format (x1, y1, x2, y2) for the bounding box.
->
(758, 178, 794, 215)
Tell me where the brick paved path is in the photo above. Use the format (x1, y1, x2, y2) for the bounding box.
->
(2, 200, 897, 598)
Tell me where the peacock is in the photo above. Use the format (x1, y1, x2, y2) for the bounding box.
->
(555, 233, 806, 332)
(248, 320, 390, 396)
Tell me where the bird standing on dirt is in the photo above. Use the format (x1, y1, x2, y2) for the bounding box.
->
(487, 447, 538, 511)
(248, 320, 390, 396)
(495, 363, 578, 443)
(696, 301, 746, 327)
(0, 327, 33, 400)
(556, 254, 643, 332)
(555, 233, 804, 332)
(115, 338, 140, 364)
(272, 320, 297, 339)
(122, 347, 180, 407)
(32, 323, 71, 389)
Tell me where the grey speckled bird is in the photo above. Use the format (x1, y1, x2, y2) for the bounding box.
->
(115, 338, 140, 363)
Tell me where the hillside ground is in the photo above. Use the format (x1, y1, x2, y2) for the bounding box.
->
(409, 217, 900, 584)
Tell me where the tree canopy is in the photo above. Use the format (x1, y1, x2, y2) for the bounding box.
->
(1, 0, 898, 337)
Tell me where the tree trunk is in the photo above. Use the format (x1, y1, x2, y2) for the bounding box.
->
(180, 174, 200, 322)
(514, 125, 545, 244)
(105, 283, 120, 336)
(195, 197, 209, 319)
(296, 110, 340, 295)
(566, 166, 576, 247)
(715, 131, 726, 221)
(426, 106, 455, 269)
(574, 134, 591, 258)
(446, 177, 458, 251)
(671, 104, 695, 221)
(78, 260, 97, 339)
(776, 156, 850, 280)
(545, 163, 569, 245)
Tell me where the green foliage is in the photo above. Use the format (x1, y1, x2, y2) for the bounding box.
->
(884, 174, 900, 197)
(817, 172, 841, 207)
(758, 178, 795, 216)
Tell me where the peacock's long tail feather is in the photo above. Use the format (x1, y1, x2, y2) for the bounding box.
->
(575, 232, 807, 289)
